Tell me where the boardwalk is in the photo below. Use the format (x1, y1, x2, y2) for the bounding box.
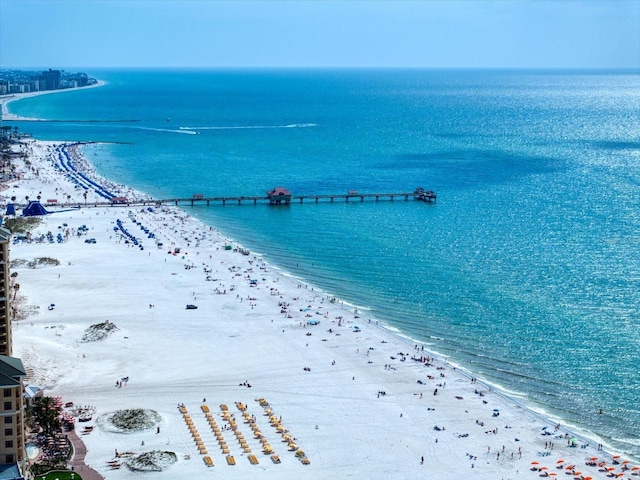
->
(15, 190, 436, 210)
(67, 429, 104, 480)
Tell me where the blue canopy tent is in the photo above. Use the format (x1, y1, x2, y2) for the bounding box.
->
(22, 201, 49, 217)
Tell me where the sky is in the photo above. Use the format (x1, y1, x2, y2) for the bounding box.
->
(1, 0, 639, 69)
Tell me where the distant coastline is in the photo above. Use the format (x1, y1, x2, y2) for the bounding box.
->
(0, 80, 106, 121)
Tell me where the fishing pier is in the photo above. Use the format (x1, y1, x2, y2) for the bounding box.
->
(162, 187, 436, 207)
(18, 188, 436, 210)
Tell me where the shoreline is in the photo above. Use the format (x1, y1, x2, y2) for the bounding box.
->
(6, 139, 638, 478)
(0, 80, 106, 121)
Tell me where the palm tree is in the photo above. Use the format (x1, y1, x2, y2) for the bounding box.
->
(29, 396, 61, 435)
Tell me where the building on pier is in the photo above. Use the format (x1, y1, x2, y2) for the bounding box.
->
(267, 187, 291, 205)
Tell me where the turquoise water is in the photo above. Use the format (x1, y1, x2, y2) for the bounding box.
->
(25, 442, 39, 459)
(8, 68, 640, 457)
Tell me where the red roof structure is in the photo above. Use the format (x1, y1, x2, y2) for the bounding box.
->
(267, 187, 291, 205)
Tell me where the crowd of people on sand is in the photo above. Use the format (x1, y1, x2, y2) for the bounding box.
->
(8, 138, 631, 477)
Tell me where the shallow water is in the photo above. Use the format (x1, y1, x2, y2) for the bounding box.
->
(9, 68, 640, 457)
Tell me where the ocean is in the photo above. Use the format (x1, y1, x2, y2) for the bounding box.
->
(7, 68, 640, 458)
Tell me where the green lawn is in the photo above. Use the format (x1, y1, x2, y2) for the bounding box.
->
(37, 471, 82, 480)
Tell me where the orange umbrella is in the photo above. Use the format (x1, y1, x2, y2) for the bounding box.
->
(557, 459, 565, 463)
(540, 466, 549, 471)
(607, 466, 616, 471)
(531, 461, 539, 464)
(632, 466, 640, 471)
(584, 477, 592, 480)
(622, 460, 630, 464)
(549, 474, 557, 478)
(613, 455, 621, 459)
(616, 474, 624, 478)
(589, 457, 598, 461)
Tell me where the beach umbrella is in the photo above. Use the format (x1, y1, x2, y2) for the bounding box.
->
(607, 466, 616, 472)
(540, 466, 549, 471)
(589, 457, 598, 461)
(557, 459, 565, 463)
(531, 461, 540, 465)
(631, 466, 640, 471)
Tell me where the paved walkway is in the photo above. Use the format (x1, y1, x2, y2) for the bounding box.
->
(67, 429, 104, 480)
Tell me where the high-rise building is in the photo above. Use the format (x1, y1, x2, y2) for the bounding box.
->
(40, 69, 60, 91)
(0, 355, 26, 470)
(0, 228, 11, 358)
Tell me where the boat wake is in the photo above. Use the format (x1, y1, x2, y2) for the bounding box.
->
(135, 127, 198, 135)
(179, 123, 317, 131)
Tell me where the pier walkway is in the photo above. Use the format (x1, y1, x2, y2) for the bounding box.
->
(26, 191, 436, 209)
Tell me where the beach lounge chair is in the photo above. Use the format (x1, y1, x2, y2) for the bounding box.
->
(226, 455, 236, 465)
(271, 455, 281, 464)
(203, 456, 214, 467)
(249, 454, 259, 464)
(301, 457, 311, 465)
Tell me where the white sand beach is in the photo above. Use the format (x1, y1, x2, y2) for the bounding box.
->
(5, 139, 636, 479)
(0, 82, 106, 121)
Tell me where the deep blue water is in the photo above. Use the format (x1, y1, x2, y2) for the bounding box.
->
(7, 68, 640, 457)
